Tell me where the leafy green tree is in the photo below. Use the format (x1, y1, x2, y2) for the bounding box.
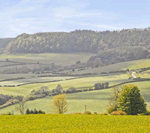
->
(117, 85, 147, 115)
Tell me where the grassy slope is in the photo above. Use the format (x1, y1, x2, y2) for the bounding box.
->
(0, 115, 150, 133)
(73, 59, 150, 74)
(0, 55, 150, 114)
(0, 53, 95, 65)
(0, 76, 75, 85)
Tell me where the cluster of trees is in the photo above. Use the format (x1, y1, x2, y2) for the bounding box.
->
(88, 46, 150, 66)
(5, 28, 150, 54)
(107, 85, 147, 115)
(30, 86, 50, 96)
(94, 82, 109, 90)
(26, 108, 45, 114)
(0, 94, 23, 105)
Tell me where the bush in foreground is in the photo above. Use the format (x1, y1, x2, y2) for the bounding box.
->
(83, 111, 92, 115)
(93, 112, 97, 115)
(111, 111, 126, 115)
(1, 112, 13, 115)
(99, 113, 108, 115)
(73, 112, 82, 114)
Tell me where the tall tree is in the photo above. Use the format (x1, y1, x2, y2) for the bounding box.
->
(117, 84, 147, 115)
(15, 98, 27, 115)
(52, 94, 67, 114)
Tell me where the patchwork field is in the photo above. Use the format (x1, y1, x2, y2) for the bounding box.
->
(0, 74, 129, 96)
(1, 81, 150, 115)
(0, 53, 150, 116)
(0, 115, 150, 133)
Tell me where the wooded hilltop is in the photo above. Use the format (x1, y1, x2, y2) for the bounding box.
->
(1, 28, 150, 65)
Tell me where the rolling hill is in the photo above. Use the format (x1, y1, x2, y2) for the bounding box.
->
(4, 28, 150, 54)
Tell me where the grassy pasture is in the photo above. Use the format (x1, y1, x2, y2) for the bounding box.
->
(0, 53, 95, 65)
(0, 74, 129, 96)
(0, 61, 17, 66)
(72, 59, 150, 75)
(0, 115, 150, 133)
(0, 76, 75, 85)
(134, 73, 150, 78)
(1, 81, 150, 115)
(0, 89, 111, 114)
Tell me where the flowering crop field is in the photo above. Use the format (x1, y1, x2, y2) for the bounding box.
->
(0, 114, 150, 133)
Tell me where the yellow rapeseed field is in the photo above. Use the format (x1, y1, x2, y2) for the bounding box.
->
(0, 114, 150, 133)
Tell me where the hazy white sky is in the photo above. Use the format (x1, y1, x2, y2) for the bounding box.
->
(0, 0, 150, 38)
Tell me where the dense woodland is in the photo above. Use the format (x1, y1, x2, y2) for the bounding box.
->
(4, 28, 150, 53)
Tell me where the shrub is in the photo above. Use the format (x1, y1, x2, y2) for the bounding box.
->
(1, 112, 13, 115)
(93, 112, 97, 115)
(111, 111, 126, 115)
(67, 87, 77, 93)
(99, 113, 108, 115)
(140, 110, 150, 115)
(145, 110, 150, 115)
(107, 104, 118, 114)
(38, 110, 45, 114)
(84, 111, 91, 115)
(74, 112, 82, 114)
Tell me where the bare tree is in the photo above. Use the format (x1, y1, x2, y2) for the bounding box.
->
(15, 97, 27, 115)
(109, 86, 123, 106)
(107, 86, 123, 113)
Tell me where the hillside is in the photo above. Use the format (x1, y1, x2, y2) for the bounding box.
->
(0, 38, 14, 48)
(0, 38, 14, 52)
(5, 28, 150, 54)
(4, 28, 150, 67)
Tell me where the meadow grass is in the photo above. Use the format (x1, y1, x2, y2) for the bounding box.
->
(0, 76, 75, 85)
(0, 74, 129, 96)
(1, 81, 150, 115)
(0, 89, 111, 114)
(0, 114, 150, 133)
(73, 59, 150, 75)
(0, 53, 95, 65)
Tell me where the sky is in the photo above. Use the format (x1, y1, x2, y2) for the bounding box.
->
(0, 0, 150, 38)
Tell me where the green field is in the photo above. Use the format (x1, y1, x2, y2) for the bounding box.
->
(1, 81, 150, 115)
(0, 89, 111, 114)
(0, 53, 95, 65)
(0, 115, 150, 133)
(0, 74, 129, 96)
(0, 76, 75, 86)
(72, 59, 150, 75)
(0, 54, 150, 116)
